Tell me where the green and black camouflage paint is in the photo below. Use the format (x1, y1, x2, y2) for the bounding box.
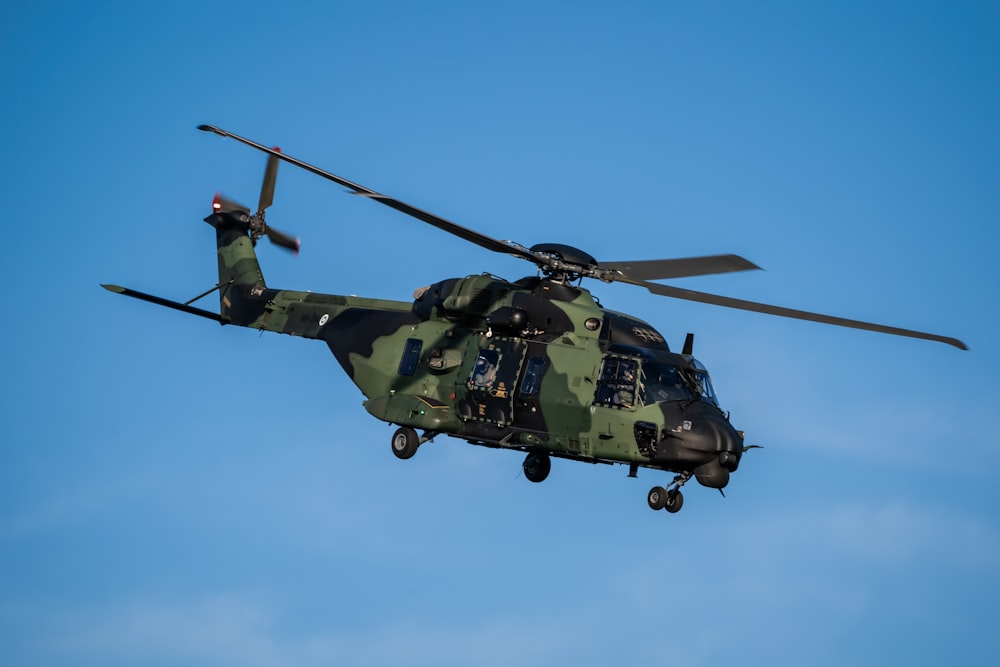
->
(207, 210, 744, 488)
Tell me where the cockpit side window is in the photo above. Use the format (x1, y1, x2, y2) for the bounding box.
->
(641, 363, 691, 404)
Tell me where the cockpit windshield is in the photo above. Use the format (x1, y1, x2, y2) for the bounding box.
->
(688, 358, 720, 405)
(639, 359, 720, 407)
(594, 350, 722, 410)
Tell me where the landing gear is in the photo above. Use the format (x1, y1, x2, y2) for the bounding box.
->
(523, 452, 551, 483)
(647, 486, 667, 510)
(390, 427, 439, 459)
(664, 489, 684, 513)
(391, 427, 420, 459)
(648, 471, 691, 514)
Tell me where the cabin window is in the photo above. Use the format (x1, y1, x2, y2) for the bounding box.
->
(398, 338, 423, 376)
(519, 357, 545, 397)
(469, 349, 501, 389)
(594, 356, 639, 409)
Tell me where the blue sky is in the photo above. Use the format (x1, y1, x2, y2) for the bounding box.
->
(2, 2, 998, 665)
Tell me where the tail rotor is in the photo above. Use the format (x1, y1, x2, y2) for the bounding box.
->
(209, 150, 300, 255)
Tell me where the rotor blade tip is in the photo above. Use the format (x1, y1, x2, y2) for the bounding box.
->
(197, 124, 225, 136)
(101, 284, 125, 293)
(736, 256, 764, 272)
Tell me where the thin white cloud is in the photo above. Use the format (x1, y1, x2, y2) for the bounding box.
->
(35, 593, 579, 667)
(723, 500, 1000, 572)
(820, 502, 1000, 569)
(45, 594, 333, 667)
(0, 476, 148, 540)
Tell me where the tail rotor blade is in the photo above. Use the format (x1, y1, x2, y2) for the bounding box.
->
(205, 140, 298, 255)
(257, 151, 280, 214)
(266, 226, 300, 254)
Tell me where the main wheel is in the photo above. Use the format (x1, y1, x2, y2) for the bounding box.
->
(523, 452, 551, 483)
(664, 489, 684, 513)
(391, 427, 420, 460)
(647, 486, 667, 511)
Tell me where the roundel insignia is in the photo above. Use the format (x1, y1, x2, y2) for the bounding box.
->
(319, 314, 330, 326)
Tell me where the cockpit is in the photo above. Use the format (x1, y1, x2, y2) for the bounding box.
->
(594, 352, 720, 410)
(642, 358, 719, 406)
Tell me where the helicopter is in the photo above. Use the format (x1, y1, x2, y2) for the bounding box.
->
(102, 124, 967, 515)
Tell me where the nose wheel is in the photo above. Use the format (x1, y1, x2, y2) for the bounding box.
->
(663, 489, 684, 513)
(390, 427, 438, 460)
(391, 427, 420, 459)
(647, 486, 668, 510)
(647, 471, 690, 514)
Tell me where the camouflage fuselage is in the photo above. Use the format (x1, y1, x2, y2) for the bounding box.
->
(214, 220, 744, 487)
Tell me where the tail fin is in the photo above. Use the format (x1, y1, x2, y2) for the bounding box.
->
(204, 210, 266, 321)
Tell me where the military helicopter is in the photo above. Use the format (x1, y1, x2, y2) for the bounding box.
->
(102, 125, 967, 515)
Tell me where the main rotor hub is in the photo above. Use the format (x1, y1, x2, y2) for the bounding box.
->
(529, 242, 599, 282)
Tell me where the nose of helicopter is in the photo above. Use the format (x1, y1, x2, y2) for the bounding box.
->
(701, 412, 743, 464)
(712, 417, 743, 472)
(677, 409, 744, 488)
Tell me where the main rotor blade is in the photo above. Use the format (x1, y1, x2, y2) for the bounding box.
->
(257, 152, 280, 214)
(633, 280, 968, 350)
(197, 124, 536, 262)
(602, 254, 761, 281)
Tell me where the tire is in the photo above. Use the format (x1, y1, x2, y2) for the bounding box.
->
(647, 486, 667, 511)
(523, 452, 551, 483)
(391, 427, 420, 460)
(664, 489, 684, 513)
